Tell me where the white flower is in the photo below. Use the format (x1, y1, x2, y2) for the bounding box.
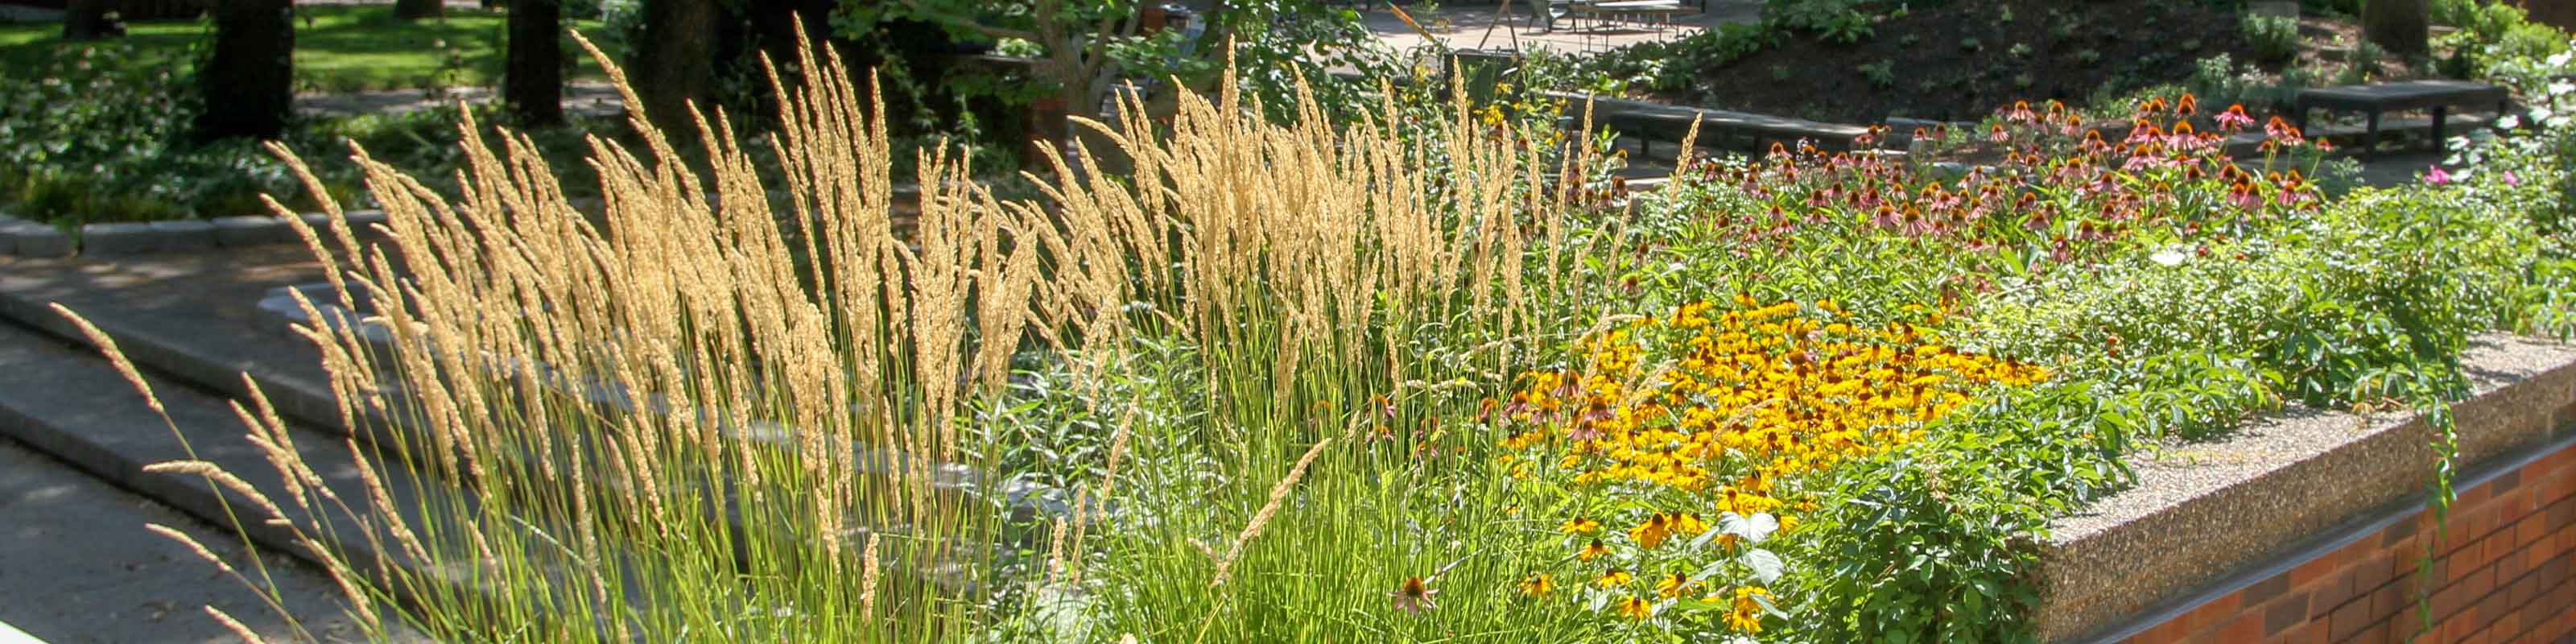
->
(2150, 247, 2188, 266)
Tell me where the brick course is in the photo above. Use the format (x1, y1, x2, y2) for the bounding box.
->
(2123, 440, 2576, 644)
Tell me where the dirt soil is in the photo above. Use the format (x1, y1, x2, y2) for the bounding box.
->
(1666, 0, 2262, 124)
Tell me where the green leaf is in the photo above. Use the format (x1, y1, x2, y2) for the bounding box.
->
(1741, 548, 1785, 584)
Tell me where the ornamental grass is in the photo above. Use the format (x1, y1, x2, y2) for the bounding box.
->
(68, 26, 1649, 642)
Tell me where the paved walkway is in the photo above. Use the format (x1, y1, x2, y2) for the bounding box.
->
(1364, 0, 1760, 55)
(296, 80, 627, 118)
(0, 436, 386, 643)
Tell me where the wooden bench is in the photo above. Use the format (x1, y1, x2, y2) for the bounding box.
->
(1565, 0, 1690, 32)
(2293, 80, 2509, 159)
(1540, 90, 1871, 158)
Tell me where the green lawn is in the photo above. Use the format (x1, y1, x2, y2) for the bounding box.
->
(0, 6, 609, 93)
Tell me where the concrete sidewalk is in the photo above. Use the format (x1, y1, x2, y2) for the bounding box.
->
(0, 437, 379, 643)
(1364, 0, 1761, 56)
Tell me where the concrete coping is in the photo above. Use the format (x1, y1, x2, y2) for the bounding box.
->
(2037, 334, 2576, 642)
(0, 211, 386, 258)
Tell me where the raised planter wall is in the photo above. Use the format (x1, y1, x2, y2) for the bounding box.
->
(2045, 336, 2576, 643)
(2102, 437, 2574, 643)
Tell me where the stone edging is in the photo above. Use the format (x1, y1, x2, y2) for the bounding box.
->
(2038, 335, 2576, 642)
(0, 211, 387, 258)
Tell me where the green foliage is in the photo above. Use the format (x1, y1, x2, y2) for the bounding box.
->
(1799, 387, 2130, 644)
(1857, 59, 1896, 88)
(2337, 41, 2385, 85)
(1761, 0, 1864, 33)
(2254, 189, 2524, 405)
(0, 42, 310, 223)
(0, 40, 623, 225)
(836, 0, 1391, 124)
(1645, 22, 1777, 89)
(0, 6, 610, 93)
(2434, 2, 2572, 83)
(2242, 13, 2301, 64)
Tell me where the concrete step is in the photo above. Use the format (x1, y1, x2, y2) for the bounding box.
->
(0, 318, 450, 639)
(0, 436, 386, 642)
(0, 248, 1030, 624)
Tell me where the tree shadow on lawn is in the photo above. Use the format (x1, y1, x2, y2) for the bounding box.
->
(0, 6, 605, 93)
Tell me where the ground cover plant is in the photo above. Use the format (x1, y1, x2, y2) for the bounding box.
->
(0, 41, 622, 225)
(68, 22, 2576, 644)
(0, 6, 609, 92)
(0, 8, 623, 226)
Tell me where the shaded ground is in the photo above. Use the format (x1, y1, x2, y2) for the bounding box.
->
(1662, 0, 2261, 123)
(0, 436, 391, 643)
(296, 80, 627, 118)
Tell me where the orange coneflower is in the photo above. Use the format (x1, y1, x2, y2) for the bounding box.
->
(1560, 517, 1602, 534)
(1596, 567, 1634, 588)
(1616, 596, 1656, 620)
(1655, 572, 1699, 597)
(1517, 572, 1556, 597)
(1722, 586, 1769, 632)
(1579, 538, 1612, 561)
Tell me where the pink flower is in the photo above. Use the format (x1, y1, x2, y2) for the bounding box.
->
(2215, 105, 2256, 132)
(2425, 166, 2452, 185)
(1390, 577, 1439, 614)
(2264, 117, 2305, 145)
(2504, 171, 2522, 187)
(2232, 188, 2261, 211)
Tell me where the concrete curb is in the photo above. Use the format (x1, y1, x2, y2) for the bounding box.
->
(0, 217, 69, 258)
(0, 211, 390, 259)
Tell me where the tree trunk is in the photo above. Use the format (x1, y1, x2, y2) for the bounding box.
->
(394, 0, 444, 20)
(2363, 0, 2429, 59)
(628, 0, 718, 135)
(505, 0, 564, 126)
(62, 0, 122, 41)
(193, 0, 292, 142)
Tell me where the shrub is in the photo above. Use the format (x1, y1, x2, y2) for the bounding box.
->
(2242, 13, 2301, 64)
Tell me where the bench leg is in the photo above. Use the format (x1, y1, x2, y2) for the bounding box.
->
(2363, 110, 2379, 161)
(2431, 105, 2447, 157)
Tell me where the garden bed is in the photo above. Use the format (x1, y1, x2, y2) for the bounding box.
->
(17, 19, 2576, 642)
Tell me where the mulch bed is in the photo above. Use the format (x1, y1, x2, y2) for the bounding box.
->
(1664, 0, 2262, 123)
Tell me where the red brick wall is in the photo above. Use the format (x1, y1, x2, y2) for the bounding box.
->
(2122, 442, 2576, 644)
